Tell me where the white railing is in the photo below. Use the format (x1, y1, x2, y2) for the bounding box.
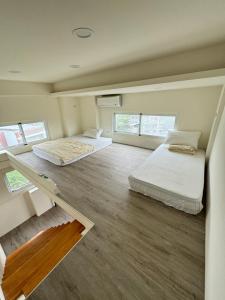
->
(2, 150, 94, 234)
(0, 150, 94, 299)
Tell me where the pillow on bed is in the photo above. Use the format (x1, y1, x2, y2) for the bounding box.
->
(165, 130, 201, 148)
(168, 144, 197, 155)
(83, 128, 103, 139)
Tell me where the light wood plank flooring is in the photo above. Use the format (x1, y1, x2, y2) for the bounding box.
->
(0, 206, 74, 255)
(2, 219, 84, 300)
(1, 143, 205, 300)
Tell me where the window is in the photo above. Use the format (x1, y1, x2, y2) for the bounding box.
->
(0, 125, 24, 150)
(115, 114, 140, 134)
(22, 122, 47, 143)
(114, 113, 176, 137)
(5, 170, 30, 192)
(0, 121, 47, 149)
(140, 115, 176, 137)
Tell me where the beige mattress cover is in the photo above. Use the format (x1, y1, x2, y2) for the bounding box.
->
(33, 138, 95, 162)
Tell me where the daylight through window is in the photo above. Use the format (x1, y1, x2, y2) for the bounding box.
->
(0, 121, 47, 149)
(114, 114, 175, 137)
(115, 114, 140, 134)
(5, 170, 30, 192)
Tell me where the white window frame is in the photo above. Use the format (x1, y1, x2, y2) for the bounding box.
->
(0, 120, 49, 150)
(113, 113, 141, 135)
(113, 113, 176, 137)
(4, 168, 33, 193)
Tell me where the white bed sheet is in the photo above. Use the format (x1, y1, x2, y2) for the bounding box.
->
(128, 144, 205, 214)
(32, 135, 112, 166)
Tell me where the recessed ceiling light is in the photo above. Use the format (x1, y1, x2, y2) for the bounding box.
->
(8, 70, 21, 74)
(70, 65, 80, 68)
(72, 27, 94, 39)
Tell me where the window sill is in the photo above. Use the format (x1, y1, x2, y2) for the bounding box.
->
(7, 183, 34, 194)
(6, 139, 48, 155)
(113, 131, 139, 136)
(113, 131, 165, 139)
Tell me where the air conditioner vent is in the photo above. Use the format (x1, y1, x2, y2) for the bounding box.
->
(96, 95, 122, 108)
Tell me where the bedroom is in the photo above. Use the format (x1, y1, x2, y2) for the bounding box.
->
(0, 1, 225, 300)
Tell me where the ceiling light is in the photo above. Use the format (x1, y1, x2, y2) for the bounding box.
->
(8, 70, 21, 74)
(72, 27, 94, 39)
(70, 65, 80, 68)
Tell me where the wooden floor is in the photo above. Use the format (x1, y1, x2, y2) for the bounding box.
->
(2, 219, 85, 300)
(0, 206, 74, 255)
(1, 143, 205, 300)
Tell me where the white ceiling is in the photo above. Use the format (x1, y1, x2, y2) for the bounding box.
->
(51, 69, 225, 97)
(0, 0, 225, 83)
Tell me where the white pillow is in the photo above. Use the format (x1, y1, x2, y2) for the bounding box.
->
(83, 128, 103, 139)
(165, 130, 201, 149)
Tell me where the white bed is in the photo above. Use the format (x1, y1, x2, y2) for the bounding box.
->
(128, 144, 205, 214)
(32, 135, 112, 166)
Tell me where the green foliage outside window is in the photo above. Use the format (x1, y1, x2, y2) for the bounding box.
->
(5, 170, 30, 192)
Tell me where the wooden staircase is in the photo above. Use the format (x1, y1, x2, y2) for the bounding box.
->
(1, 220, 85, 300)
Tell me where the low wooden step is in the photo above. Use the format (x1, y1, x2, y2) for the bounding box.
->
(4, 224, 67, 278)
(1, 220, 85, 300)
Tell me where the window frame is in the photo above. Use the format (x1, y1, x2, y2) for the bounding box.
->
(0, 120, 49, 150)
(113, 112, 141, 136)
(113, 113, 176, 138)
(4, 169, 33, 193)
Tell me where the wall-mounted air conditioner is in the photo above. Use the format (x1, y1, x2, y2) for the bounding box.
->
(96, 95, 122, 108)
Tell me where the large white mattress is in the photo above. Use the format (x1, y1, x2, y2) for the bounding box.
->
(128, 144, 205, 214)
(32, 135, 112, 166)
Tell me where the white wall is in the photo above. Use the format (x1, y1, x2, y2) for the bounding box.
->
(0, 163, 54, 237)
(78, 86, 221, 149)
(0, 80, 63, 143)
(0, 79, 52, 95)
(0, 96, 63, 140)
(0, 194, 35, 237)
(0, 82, 85, 155)
(205, 95, 225, 300)
(58, 97, 81, 137)
(0, 168, 35, 237)
(206, 86, 225, 157)
(79, 96, 100, 131)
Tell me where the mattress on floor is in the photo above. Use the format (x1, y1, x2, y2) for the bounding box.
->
(128, 144, 205, 214)
(32, 135, 112, 166)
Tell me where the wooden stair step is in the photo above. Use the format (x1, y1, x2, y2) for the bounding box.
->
(2, 220, 85, 300)
(4, 223, 68, 278)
